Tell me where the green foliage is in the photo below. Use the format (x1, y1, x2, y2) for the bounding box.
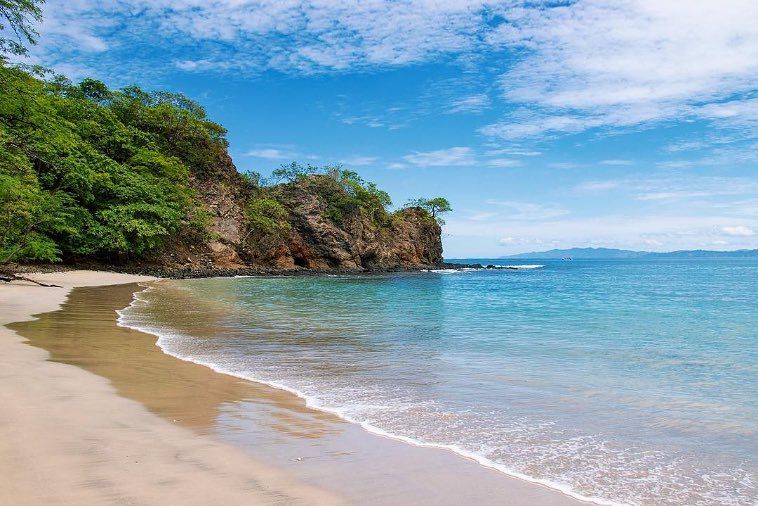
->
(0, 0, 43, 57)
(245, 196, 290, 237)
(0, 63, 228, 263)
(240, 170, 262, 188)
(405, 197, 452, 224)
(297, 165, 392, 224)
(271, 161, 319, 183)
(0, 172, 61, 262)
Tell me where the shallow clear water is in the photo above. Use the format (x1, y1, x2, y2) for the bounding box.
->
(120, 259, 758, 505)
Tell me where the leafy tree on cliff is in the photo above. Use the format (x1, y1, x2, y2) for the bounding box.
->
(270, 161, 319, 183)
(0, 63, 228, 263)
(405, 197, 452, 224)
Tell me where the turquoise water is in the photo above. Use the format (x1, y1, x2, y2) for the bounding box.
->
(120, 259, 757, 505)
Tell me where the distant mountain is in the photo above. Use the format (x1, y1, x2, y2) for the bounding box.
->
(503, 247, 758, 259)
(504, 248, 646, 259)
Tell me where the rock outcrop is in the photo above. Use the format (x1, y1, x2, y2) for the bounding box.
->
(153, 158, 443, 272)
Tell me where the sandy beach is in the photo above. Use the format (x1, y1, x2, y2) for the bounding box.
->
(0, 271, 344, 505)
(1, 270, 584, 505)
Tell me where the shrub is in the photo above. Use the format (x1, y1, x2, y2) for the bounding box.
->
(245, 196, 290, 237)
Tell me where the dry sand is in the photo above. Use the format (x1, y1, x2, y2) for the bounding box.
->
(1, 270, 586, 505)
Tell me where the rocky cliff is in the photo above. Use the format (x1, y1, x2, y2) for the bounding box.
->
(154, 158, 443, 272)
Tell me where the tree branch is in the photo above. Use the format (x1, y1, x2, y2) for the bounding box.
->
(0, 273, 62, 287)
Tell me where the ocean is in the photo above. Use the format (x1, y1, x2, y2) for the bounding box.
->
(119, 258, 757, 505)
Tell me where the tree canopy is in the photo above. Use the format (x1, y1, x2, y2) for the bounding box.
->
(405, 197, 452, 224)
(0, 65, 227, 263)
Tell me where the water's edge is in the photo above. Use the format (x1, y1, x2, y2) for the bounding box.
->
(116, 282, 614, 506)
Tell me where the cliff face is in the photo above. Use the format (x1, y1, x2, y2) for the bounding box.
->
(247, 180, 442, 270)
(157, 159, 443, 272)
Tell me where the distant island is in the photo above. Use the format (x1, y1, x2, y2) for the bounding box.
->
(503, 247, 758, 259)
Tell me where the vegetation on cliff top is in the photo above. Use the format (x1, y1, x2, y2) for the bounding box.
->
(242, 162, 449, 244)
(0, 1, 450, 267)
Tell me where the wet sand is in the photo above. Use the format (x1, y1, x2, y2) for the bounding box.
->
(2, 271, 585, 505)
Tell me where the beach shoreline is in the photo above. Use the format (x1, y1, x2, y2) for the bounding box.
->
(0, 271, 344, 505)
(1, 270, 585, 505)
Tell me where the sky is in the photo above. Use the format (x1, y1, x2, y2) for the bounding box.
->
(21, 0, 758, 257)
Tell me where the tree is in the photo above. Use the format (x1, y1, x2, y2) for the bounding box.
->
(241, 170, 262, 187)
(406, 197, 452, 224)
(0, 0, 44, 58)
(0, 64, 222, 264)
(244, 197, 290, 239)
(270, 161, 318, 183)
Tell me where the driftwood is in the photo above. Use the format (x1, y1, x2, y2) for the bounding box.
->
(0, 273, 62, 288)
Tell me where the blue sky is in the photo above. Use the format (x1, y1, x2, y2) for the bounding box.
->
(23, 0, 758, 257)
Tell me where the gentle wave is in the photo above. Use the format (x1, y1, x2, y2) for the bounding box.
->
(116, 265, 758, 506)
(116, 284, 616, 505)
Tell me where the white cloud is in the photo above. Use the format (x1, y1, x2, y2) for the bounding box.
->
(483, 0, 758, 139)
(245, 148, 295, 160)
(574, 176, 758, 204)
(599, 159, 632, 166)
(721, 225, 755, 237)
(447, 93, 491, 114)
(485, 148, 542, 157)
(547, 162, 580, 169)
(37, 0, 493, 75)
(577, 180, 620, 192)
(486, 158, 521, 168)
(695, 98, 758, 131)
(403, 147, 477, 167)
(484, 200, 570, 221)
(245, 148, 295, 159)
(34, 0, 758, 146)
(386, 162, 408, 170)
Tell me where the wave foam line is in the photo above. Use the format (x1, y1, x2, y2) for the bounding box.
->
(117, 284, 623, 506)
